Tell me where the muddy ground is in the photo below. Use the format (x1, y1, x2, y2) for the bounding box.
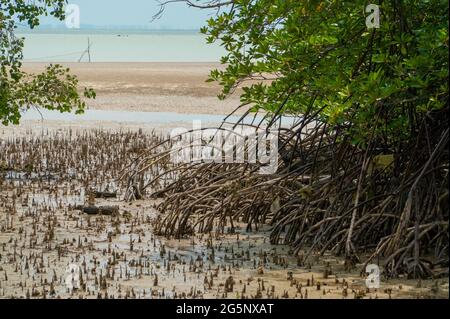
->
(0, 127, 448, 299)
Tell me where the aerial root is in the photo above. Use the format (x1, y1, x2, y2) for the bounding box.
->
(120, 108, 449, 278)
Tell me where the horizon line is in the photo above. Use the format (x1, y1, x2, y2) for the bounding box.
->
(16, 25, 202, 31)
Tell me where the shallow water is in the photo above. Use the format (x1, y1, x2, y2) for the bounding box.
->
(20, 109, 303, 130)
(17, 30, 225, 62)
(21, 108, 244, 124)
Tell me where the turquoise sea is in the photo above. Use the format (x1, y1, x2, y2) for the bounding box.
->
(17, 29, 225, 62)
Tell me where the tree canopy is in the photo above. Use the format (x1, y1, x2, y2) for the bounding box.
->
(0, 0, 94, 125)
(194, 0, 448, 145)
(151, 0, 449, 276)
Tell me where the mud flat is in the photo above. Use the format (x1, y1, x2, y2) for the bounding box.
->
(0, 126, 448, 299)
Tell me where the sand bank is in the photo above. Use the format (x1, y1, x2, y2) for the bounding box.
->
(22, 62, 244, 116)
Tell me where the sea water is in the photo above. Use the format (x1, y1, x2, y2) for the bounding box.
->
(17, 29, 225, 62)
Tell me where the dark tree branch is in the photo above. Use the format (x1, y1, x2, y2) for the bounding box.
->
(151, 0, 233, 22)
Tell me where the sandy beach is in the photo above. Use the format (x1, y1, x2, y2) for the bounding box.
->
(22, 62, 244, 116)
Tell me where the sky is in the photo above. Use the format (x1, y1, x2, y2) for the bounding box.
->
(36, 0, 215, 30)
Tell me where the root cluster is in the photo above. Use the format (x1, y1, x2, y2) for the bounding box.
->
(122, 107, 449, 279)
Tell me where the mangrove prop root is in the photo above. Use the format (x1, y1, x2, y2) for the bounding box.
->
(120, 108, 448, 278)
